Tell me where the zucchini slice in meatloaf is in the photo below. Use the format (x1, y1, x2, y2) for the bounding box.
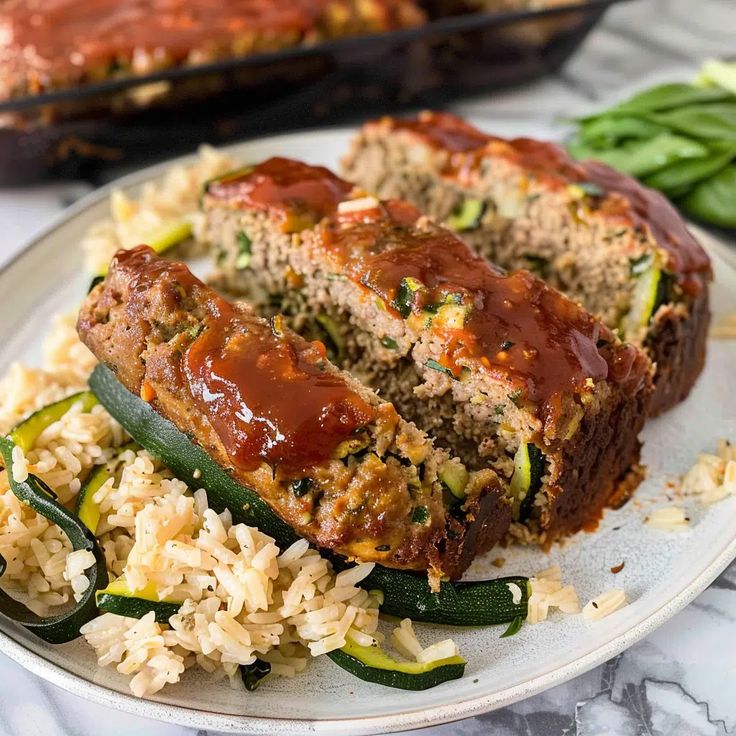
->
(77, 245, 511, 582)
(341, 111, 712, 416)
(202, 159, 653, 546)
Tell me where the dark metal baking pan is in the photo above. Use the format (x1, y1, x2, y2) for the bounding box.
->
(0, 0, 631, 184)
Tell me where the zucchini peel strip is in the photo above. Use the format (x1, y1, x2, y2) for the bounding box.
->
(327, 640, 466, 690)
(75, 441, 139, 534)
(95, 577, 181, 624)
(9, 391, 97, 453)
(0, 436, 108, 643)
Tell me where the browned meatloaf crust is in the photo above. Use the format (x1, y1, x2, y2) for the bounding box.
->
(644, 288, 710, 415)
(0, 0, 425, 101)
(341, 111, 712, 417)
(78, 245, 510, 581)
(202, 158, 654, 546)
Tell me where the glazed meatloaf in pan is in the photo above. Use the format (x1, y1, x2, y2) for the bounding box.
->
(202, 158, 653, 546)
(0, 0, 425, 101)
(78, 245, 511, 583)
(341, 111, 712, 416)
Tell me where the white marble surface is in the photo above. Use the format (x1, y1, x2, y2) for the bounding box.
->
(1, 0, 735, 733)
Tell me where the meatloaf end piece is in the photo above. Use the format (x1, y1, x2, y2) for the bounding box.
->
(203, 161, 654, 546)
(78, 245, 509, 582)
(341, 111, 711, 416)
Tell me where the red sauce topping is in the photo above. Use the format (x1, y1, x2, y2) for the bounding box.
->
(1, 0, 395, 88)
(117, 245, 374, 475)
(184, 317, 375, 474)
(497, 137, 584, 181)
(385, 112, 711, 288)
(206, 157, 353, 231)
(389, 111, 491, 153)
(318, 204, 645, 405)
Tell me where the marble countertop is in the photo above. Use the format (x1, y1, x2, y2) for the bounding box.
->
(1, 0, 735, 733)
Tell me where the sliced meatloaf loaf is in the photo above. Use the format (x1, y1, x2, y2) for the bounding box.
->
(78, 245, 510, 583)
(202, 159, 654, 546)
(0, 0, 425, 101)
(341, 111, 712, 416)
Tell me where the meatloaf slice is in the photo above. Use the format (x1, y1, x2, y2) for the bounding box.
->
(341, 111, 712, 416)
(78, 245, 510, 583)
(202, 159, 654, 546)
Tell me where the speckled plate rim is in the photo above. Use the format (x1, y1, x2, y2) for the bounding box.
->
(0, 129, 734, 735)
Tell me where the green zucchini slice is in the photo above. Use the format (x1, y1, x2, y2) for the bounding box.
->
(92, 219, 192, 283)
(76, 465, 108, 535)
(361, 568, 530, 627)
(89, 364, 530, 627)
(95, 578, 181, 624)
(75, 442, 139, 534)
(241, 659, 273, 691)
(622, 253, 671, 338)
(438, 462, 469, 500)
(146, 220, 193, 258)
(509, 443, 545, 521)
(327, 640, 465, 690)
(0, 437, 108, 643)
(446, 199, 485, 232)
(10, 391, 97, 453)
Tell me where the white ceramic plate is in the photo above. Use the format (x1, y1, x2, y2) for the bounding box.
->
(1, 128, 735, 735)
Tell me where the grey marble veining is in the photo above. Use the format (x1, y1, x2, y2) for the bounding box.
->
(1, 0, 735, 733)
